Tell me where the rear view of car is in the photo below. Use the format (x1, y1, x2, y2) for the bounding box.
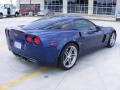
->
(5, 27, 60, 66)
(5, 16, 116, 70)
(5, 29, 40, 59)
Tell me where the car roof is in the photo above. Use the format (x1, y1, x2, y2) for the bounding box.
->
(23, 16, 84, 30)
(48, 16, 84, 21)
(35, 16, 84, 23)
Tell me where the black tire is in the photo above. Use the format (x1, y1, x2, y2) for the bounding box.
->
(0, 13, 3, 18)
(7, 15, 11, 17)
(15, 12, 19, 17)
(106, 32, 116, 48)
(58, 43, 78, 70)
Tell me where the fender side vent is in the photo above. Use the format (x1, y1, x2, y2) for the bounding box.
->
(102, 35, 106, 43)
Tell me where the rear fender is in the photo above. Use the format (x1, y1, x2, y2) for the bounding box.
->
(55, 33, 82, 64)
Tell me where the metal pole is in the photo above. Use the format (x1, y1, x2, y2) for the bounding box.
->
(30, 0, 31, 4)
(10, 0, 12, 4)
(30, 0, 31, 10)
(18, 0, 20, 15)
(19, 0, 21, 5)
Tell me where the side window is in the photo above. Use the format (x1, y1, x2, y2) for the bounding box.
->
(46, 22, 71, 30)
(59, 23, 71, 30)
(75, 19, 96, 31)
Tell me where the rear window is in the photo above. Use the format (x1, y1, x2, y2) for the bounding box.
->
(23, 19, 55, 30)
(23, 18, 70, 30)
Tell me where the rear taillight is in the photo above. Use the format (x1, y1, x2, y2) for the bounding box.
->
(25, 35, 40, 45)
(33, 37, 40, 45)
(26, 35, 32, 43)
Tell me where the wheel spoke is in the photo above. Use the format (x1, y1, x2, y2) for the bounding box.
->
(63, 57, 70, 65)
(68, 58, 72, 65)
(69, 47, 74, 55)
(71, 53, 77, 56)
(110, 33, 116, 46)
(65, 50, 69, 56)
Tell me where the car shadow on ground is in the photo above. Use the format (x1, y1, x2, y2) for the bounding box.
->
(12, 42, 119, 73)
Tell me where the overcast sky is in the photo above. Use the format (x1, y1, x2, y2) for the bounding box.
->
(0, 0, 16, 5)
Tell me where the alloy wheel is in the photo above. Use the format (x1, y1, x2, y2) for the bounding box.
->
(110, 33, 116, 46)
(63, 46, 78, 68)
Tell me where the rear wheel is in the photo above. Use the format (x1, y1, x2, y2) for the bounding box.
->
(0, 13, 3, 18)
(58, 43, 78, 70)
(15, 12, 19, 17)
(107, 32, 116, 48)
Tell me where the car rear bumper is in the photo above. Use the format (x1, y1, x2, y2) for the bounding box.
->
(7, 39, 59, 66)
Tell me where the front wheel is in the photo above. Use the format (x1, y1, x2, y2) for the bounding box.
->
(107, 32, 116, 48)
(58, 43, 78, 70)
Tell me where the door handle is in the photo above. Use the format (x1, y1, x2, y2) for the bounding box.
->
(87, 31, 95, 34)
(89, 28, 93, 30)
(87, 30, 99, 34)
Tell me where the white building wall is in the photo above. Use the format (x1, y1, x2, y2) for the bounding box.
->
(115, 0, 120, 19)
(39, 0, 44, 11)
(17, 0, 119, 20)
(17, 0, 44, 10)
(17, 0, 31, 4)
(17, 0, 43, 4)
(63, 0, 67, 14)
(116, 0, 120, 13)
(88, 0, 94, 15)
(117, 0, 120, 7)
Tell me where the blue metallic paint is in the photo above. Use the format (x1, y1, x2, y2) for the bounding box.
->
(5, 16, 116, 66)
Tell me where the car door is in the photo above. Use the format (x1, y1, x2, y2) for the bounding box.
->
(74, 19, 104, 50)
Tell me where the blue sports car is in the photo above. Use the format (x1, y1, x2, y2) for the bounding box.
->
(5, 16, 116, 70)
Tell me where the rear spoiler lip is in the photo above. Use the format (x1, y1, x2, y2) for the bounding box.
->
(5, 28, 41, 38)
(5, 27, 27, 33)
